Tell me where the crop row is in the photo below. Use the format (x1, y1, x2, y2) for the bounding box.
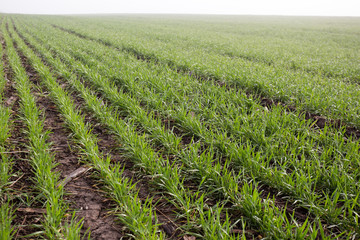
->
(0, 18, 16, 239)
(8, 16, 315, 239)
(1, 14, 359, 239)
(10, 18, 293, 239)
(32, 15, 360, 131)
(2, 19, 85, 238)
(44, 15, 360, 82)
(11, 15, 358, 238)
(7, 21, 170, 239)
(18, 13, 360, 202)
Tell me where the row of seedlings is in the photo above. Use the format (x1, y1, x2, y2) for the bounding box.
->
(66, 35, 360, 239)
(46, 15, 360, 83)
(23, 17, 358, 237)
(0, 19, 16, 239)
(45, 19, 360, 130)
(49, 16, 357, 214)
(5, 20, 166, 240)
(2, 21, 84, 239)
(16, 17, 360, 238)
(9, 19, 248, 239)
(11, 17, 336, 239)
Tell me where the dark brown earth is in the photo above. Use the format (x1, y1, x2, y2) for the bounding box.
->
(39, 94, 125, 240)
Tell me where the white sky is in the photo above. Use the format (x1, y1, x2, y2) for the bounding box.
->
(1, 0, 360, 16)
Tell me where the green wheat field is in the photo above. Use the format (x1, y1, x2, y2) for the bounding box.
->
(0, 14, 360, 239)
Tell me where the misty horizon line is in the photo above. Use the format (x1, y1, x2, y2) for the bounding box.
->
(1, 12, 360, 18)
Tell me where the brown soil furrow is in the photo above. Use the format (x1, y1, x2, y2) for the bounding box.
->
(259, 97, 360, 139)
(50, 23, 360, 140)
(37, 90, 125, 240)
(11, 36, 126, 239)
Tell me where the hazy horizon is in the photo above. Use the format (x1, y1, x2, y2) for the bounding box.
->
(1, 0, 360, 17)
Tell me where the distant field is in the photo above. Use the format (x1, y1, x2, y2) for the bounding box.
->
(0, 14, 360, 239)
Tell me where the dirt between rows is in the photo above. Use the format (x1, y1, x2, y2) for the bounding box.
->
(41, 100, 125, 240)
